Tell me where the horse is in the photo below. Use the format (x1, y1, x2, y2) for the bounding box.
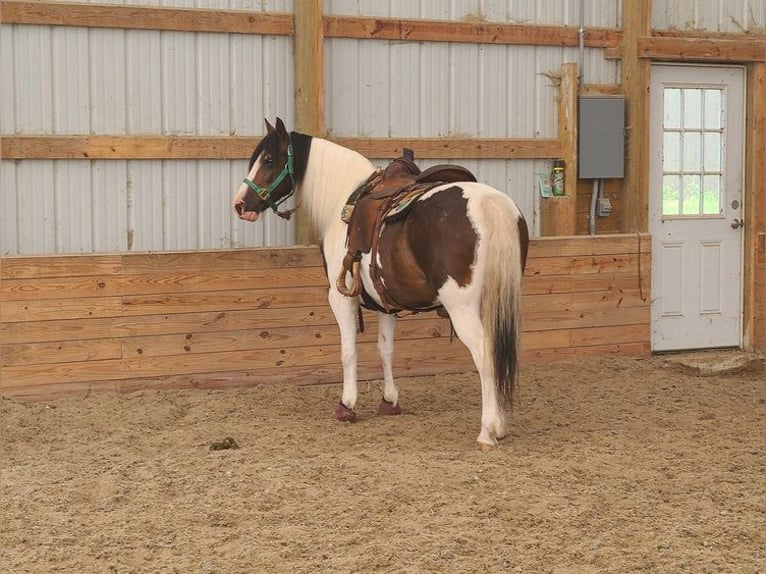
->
(233, 118, 529, 448)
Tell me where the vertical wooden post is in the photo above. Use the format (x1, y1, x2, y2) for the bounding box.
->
(293, 0, 324, 244)
(620, 0, 651, 233)
(744, 62, 765, 352)
(540, 62, 578, 236)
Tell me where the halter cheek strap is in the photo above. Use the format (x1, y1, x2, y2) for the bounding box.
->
(242, 140, 295, 213)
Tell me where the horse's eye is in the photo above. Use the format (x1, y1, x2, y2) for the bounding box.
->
(265, 155, 274, 166)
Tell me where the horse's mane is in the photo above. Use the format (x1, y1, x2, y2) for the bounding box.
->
(298, 137, 376, 237)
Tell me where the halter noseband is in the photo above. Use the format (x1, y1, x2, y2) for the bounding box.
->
(242, 136, 295, 213)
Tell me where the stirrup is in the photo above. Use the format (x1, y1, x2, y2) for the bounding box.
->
(336, 261, 362, 297)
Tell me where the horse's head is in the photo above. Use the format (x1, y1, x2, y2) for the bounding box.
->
(233, 117, 295, 222)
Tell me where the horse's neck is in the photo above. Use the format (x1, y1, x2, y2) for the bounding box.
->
(298, 138, 376, 236)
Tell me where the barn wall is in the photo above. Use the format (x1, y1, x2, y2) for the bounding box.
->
(0, 1, 622, 255)
(0, 234, 650, 400)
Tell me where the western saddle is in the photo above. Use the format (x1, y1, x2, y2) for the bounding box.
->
(336, 149, 476, 313)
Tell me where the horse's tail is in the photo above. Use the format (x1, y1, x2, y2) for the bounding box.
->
(478, 193, 529, 409)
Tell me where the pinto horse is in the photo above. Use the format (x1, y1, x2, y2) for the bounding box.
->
(233, 118, 528, 448)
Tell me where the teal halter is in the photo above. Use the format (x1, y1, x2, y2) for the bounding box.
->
(242, 138, 295, 213)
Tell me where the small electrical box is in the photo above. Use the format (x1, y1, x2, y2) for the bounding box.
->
(578, 95, 625, 179)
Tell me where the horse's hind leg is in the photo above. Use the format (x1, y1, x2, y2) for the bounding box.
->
(328, 289, 360, 422)
(444, 304, 505, 448)
(377, 312, 402, 415)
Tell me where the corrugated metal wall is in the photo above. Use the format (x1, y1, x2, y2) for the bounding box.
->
(1, 0, 296, 255)
(9, 0, 760, 255)
(652, 0, 764, 32)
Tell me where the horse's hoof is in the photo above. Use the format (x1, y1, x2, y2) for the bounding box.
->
(378, 399, 402, 416)
(476, 441, 497, 451)
(333, 402, 357, 422)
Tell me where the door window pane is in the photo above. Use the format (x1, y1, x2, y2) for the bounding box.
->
(682, 174, 701, 215)
(664, 88, 681, 128)
(663, 174, 681, 215)
(704, 90, 722, 129)
(703, 133, 721, 171)
(683, 132, 701, 171)
(663, 132, 680, 171)
(683, 89, 703, 129)
(703, 175, 721, 215)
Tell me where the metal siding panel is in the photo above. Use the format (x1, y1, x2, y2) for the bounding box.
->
(389, 42, 419, 137)
(0, 26, 16, 134)
(162, 160, 199, 250)
(508, 46, 537, 138)
(162, 31, 197, 134)
(450, 43, 480, 136)
(0, 161, 18, 255)
(197, 33, 231, 134)
(418, 43, 450, 136)
(197, 160, 232, 249)
(52, 28, 90, 134)
(231, 34, 265, 135)
(127, 160, 164, 251)
(359, 40, 390, 137)
(54, 161, 93, 252)
(91, 160, 128, 251)
(90, 29, 127, 134)
(478, 44, 507, 137)
(13, 25, 54, 134)
(126, 30, 162, 133)
(16, 161, 56, 254)
(326, 39, 361, 135)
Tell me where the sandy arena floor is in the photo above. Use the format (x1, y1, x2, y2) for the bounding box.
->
(1, 354, 764, 573)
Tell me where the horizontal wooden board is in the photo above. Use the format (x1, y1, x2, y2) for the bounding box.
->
(331, 137, 562, 160)
(1, 338, 122, 367)
(1, 296, 123, 323)
(2, 2, 294, 35)
(639, 35, 766, 63)
(1, 267, 328, 301)
(525, 253, 650, 277)
(0, 254, 123, 279)
(0, 337, 473, 389)
(1, 135, 562, 161)
(324, 15, 621, 48)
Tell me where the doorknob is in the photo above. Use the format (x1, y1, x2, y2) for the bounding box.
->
(730, 218, 744, 229)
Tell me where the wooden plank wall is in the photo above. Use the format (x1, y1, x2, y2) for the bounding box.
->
(0, 234, 651, 400)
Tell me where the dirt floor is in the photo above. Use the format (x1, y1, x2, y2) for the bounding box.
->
(1, 353, 764, 573)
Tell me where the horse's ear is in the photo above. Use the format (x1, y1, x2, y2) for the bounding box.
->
(275, 117, 287, 135)
(264, 118, 275, 134)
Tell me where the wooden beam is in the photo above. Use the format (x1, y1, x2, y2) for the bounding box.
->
(620, 0, 651, 233)
(540, 63, 578, 237)
(639, 35, 766, 63)
(0, 134, 561, 161)
(324, 15, 621, 48)
(744, 62, 766, 352)
(1, 1, 293, 35)
(0, 135, 259, 160)
(330, 137, 561, 160)
(294, 0, 325, 245)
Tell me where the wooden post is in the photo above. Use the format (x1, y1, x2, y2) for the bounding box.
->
(620, 0, 650, 233)
(540, 62, 578, 236)
(744, 62, 766, 352)
(293, 0, 324, 245)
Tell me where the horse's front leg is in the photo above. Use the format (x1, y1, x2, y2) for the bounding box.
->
(328, 288, 360, 422)
(377, 312, 402, 415)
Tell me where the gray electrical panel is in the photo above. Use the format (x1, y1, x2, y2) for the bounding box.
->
(578, 95, 625, 179)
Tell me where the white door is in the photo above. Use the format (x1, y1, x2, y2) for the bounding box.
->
(649, 64, 745, 352)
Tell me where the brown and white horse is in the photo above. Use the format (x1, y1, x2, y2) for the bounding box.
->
(233, 118, 528, 448)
